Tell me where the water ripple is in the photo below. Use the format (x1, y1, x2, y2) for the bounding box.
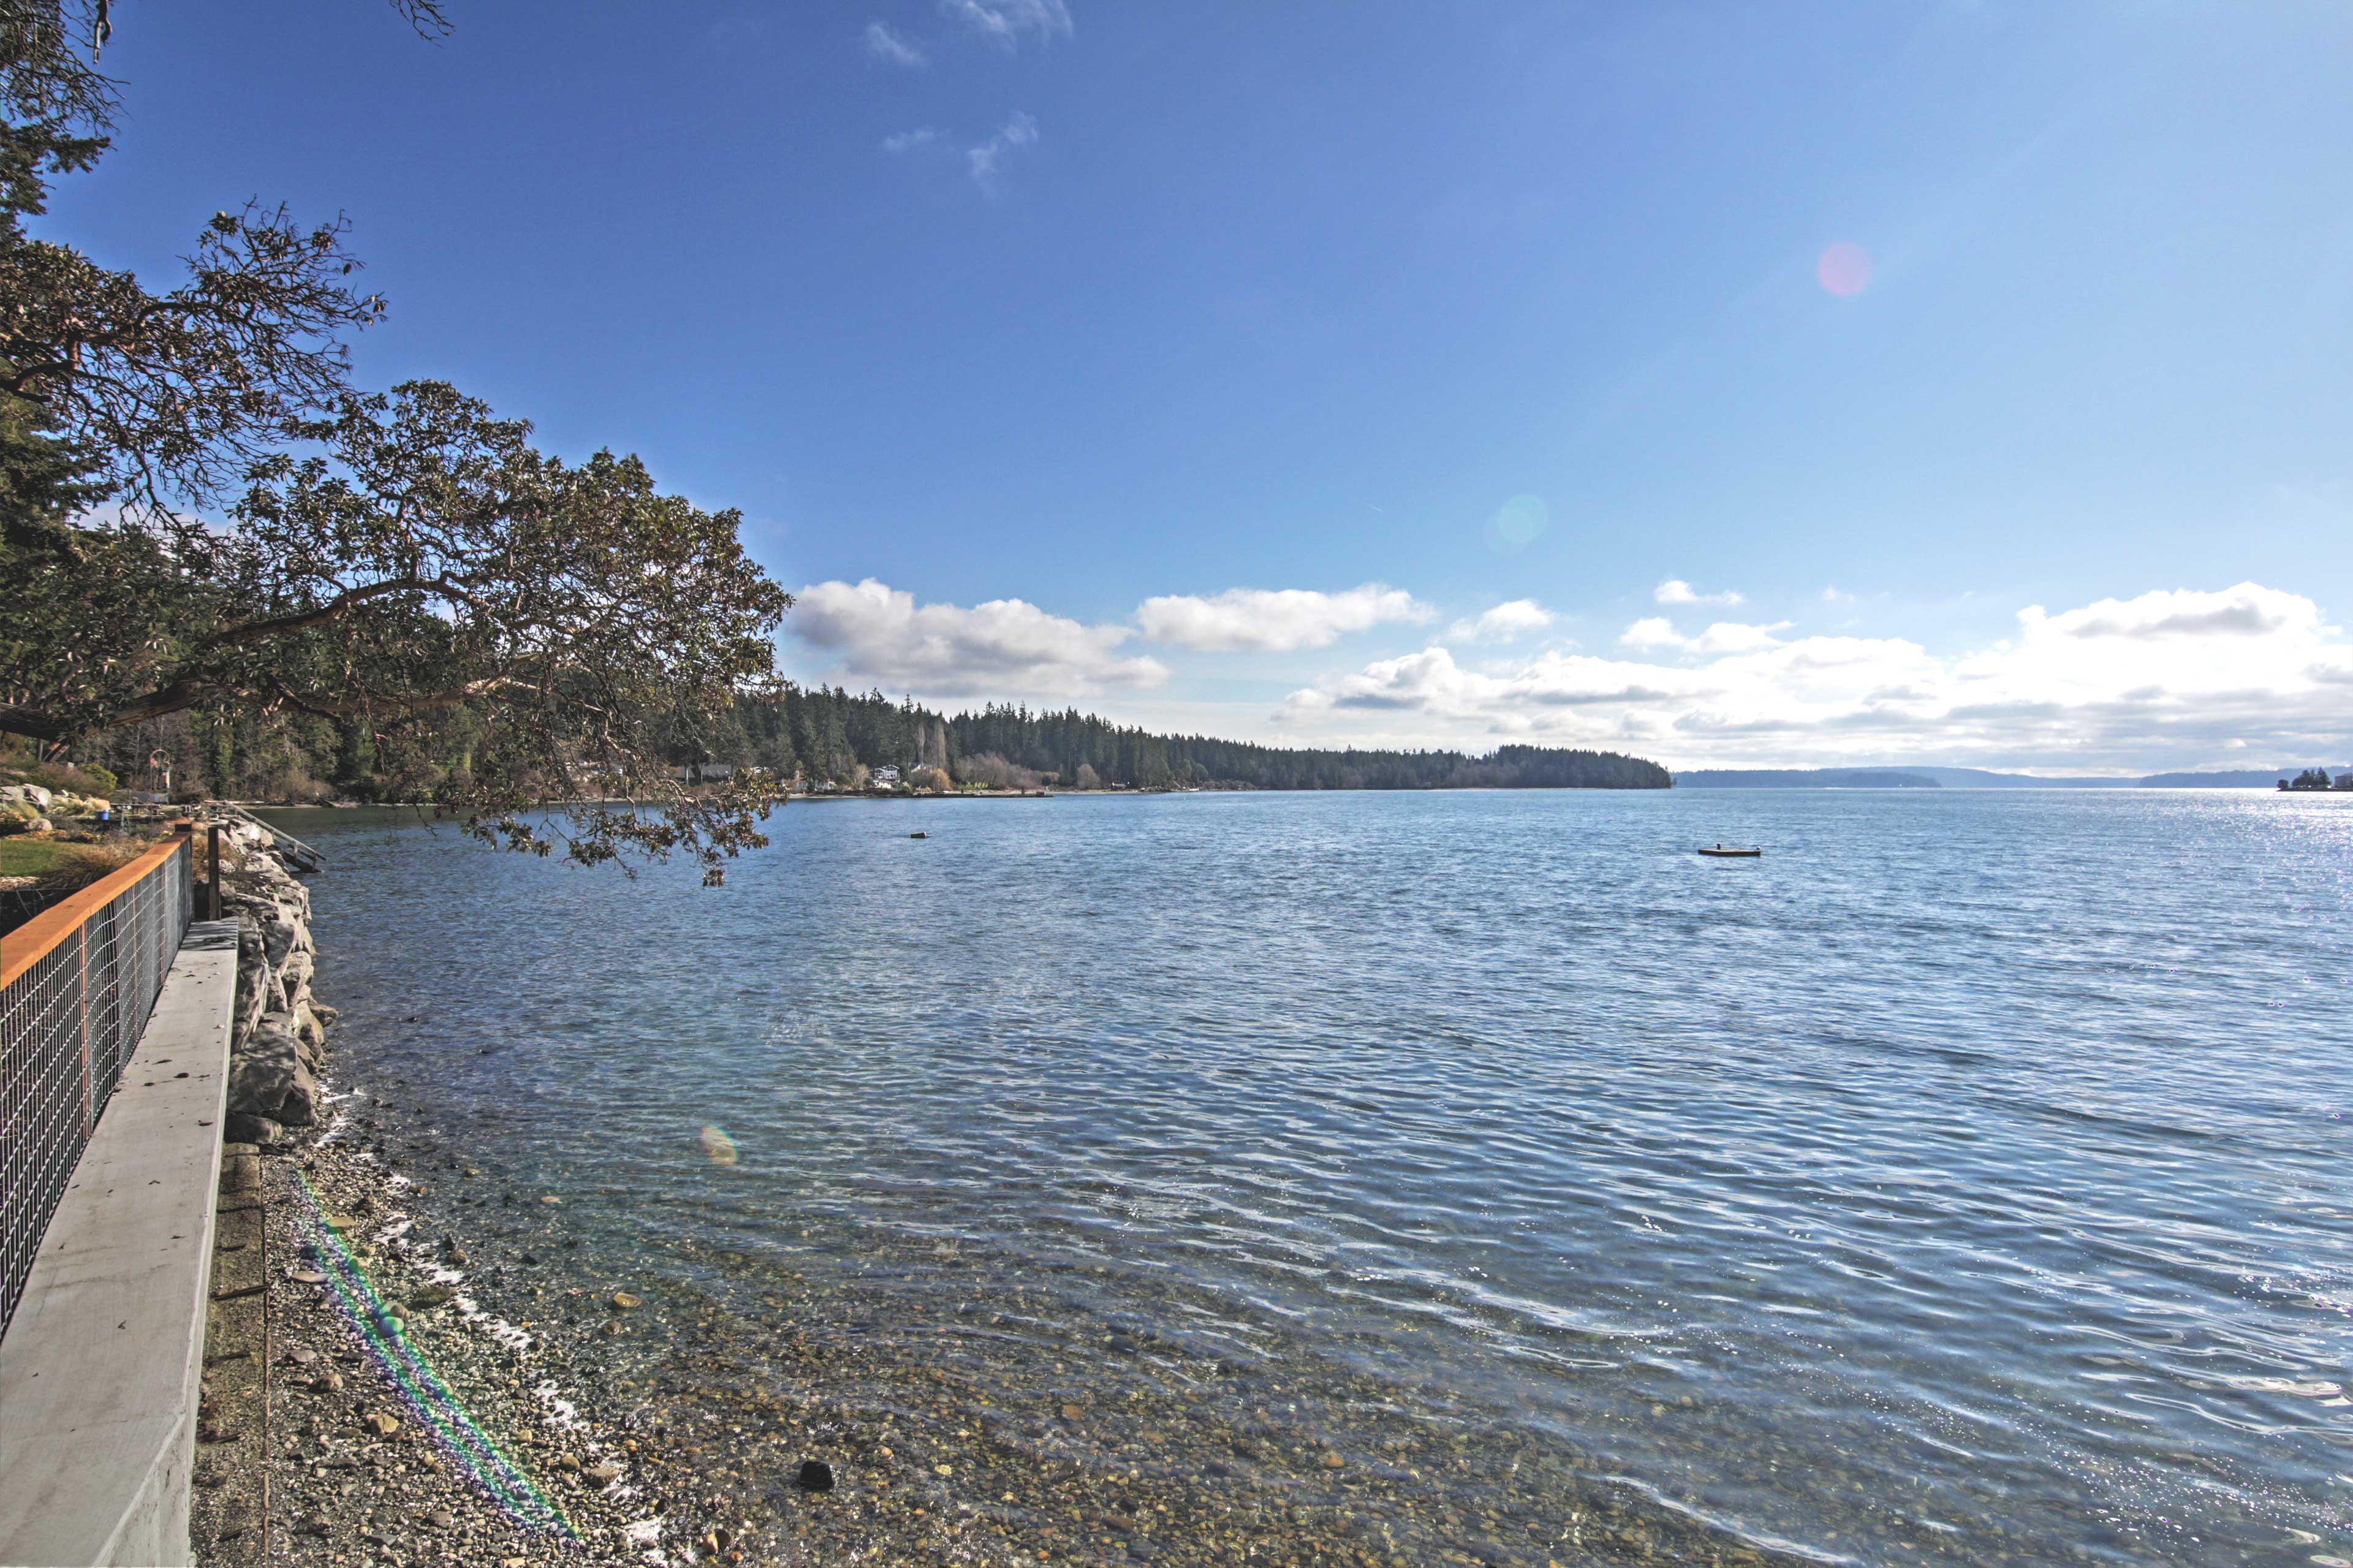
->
(289, 789, 2353, 1565)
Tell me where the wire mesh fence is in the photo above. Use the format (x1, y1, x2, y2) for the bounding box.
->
(0, 834, 192, 1339)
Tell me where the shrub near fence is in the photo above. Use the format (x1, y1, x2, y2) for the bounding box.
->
(0, 828, 193, 1339)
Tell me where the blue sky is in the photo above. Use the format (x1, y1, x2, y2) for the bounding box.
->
(51, 1, 2353, 770)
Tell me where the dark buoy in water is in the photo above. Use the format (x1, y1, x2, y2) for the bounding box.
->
(909, 830, 928, 839)
(797, 1458, 835, 1492)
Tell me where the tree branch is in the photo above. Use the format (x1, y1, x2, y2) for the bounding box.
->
(199, 574, 488, 653)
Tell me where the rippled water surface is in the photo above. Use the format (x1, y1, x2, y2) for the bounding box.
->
(281, 790, 2353, 1565)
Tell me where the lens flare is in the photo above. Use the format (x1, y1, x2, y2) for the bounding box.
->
(1816, 241, 1873, 298)
(700, 1125, 738, 1166)
(1485, 494, 1550, 555)
(289, 1172, 577, 1540)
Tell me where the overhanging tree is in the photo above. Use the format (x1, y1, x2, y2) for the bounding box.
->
(0, 1, 799, 880)
(1, 1, 397, 547)
(7, 382, 794, 876)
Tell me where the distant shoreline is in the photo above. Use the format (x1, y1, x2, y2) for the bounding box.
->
(1678, 764, 2353, 790)
(241, 776, 2353, 816)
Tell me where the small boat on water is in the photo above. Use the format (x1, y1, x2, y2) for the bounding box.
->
(1697, 844, 1762, 858)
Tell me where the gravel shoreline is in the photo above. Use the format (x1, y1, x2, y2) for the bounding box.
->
(235, 1113, 691, 1566)
(224, 1094, 1803, 1568)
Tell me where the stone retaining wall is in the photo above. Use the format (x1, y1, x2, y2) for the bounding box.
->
(212, 820, 338, 1145)
(192, 814, 336, 1565)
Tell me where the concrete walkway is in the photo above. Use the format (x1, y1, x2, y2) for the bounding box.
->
(0, 920, 237, 1568)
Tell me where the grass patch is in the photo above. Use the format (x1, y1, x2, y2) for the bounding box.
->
(0, 838, 138, 885)
(0, 839, 81, 877)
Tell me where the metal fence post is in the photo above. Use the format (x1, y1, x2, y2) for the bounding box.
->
(76, 925, 91, 1134)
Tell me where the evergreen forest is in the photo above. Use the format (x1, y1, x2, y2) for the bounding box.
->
(63, 686, 1673, 800)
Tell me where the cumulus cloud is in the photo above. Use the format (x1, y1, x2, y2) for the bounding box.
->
(940, 0, 1071, 45)
(1447, 599, 1555, 643)
(864, 20, 927, 66)
(1136, 584, 1434, 653)
(2036, 585, 2298, 642)
(1285, 646, 1713, 720)
(1281, 581, 2351, 771)
(790, 579, 1166, 697)
(1620, 618, 1790, 655)
(1689, 621, 1791, 655)
(880, 127, 939, 154)
(1656, 578, 1745, 607)
(967, 111, 1039, 190)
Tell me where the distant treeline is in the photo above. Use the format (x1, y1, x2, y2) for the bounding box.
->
(60, 684, 1671, 800)
(738, 691, 1672, 791)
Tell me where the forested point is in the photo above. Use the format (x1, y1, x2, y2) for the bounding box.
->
(63, 688, 1673, 798)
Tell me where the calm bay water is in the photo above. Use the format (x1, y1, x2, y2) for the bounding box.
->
(281, 789, 2353, 1565)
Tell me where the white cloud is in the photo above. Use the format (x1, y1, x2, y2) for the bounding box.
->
(880, 127, 938, 154)
(864, 20, 927, 66)
(1284, 646, 1711, 721)
(1447, 599, 1555, 643)
(1136, 584, 1434, 653)
(789, 579, 1166, 697)
(1281, 581, 2351, 771)
(2033, 583, 2298, 642)
(1690, 620, 1792, 655)
(1822, 585, 1854, 604)
(1656, 578, 1745, 607)
(1618, 616, 1683, 651)
(940, 0, 1072, 45)
(967, 111, 1039, 191)
(1620, 618, 1790, 655)
(1285, 647, 1490, 713)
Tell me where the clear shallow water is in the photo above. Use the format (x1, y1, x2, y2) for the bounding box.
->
(282, 790, 2353, 1565)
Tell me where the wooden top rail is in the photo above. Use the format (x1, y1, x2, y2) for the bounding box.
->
(0, 828, 192, 991)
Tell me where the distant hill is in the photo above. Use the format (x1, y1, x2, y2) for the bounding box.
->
(1911, 764, 2351, 789)
(1896, 767, 2129, 789)
(1677, 768, 1940, 789)
(2140, 767, 2353, 789)
(1679, 766, 2132, 789)
(1675, 763, 2353, 790)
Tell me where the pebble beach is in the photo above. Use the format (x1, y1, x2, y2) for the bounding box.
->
(208, 1100, 1779, 1567)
